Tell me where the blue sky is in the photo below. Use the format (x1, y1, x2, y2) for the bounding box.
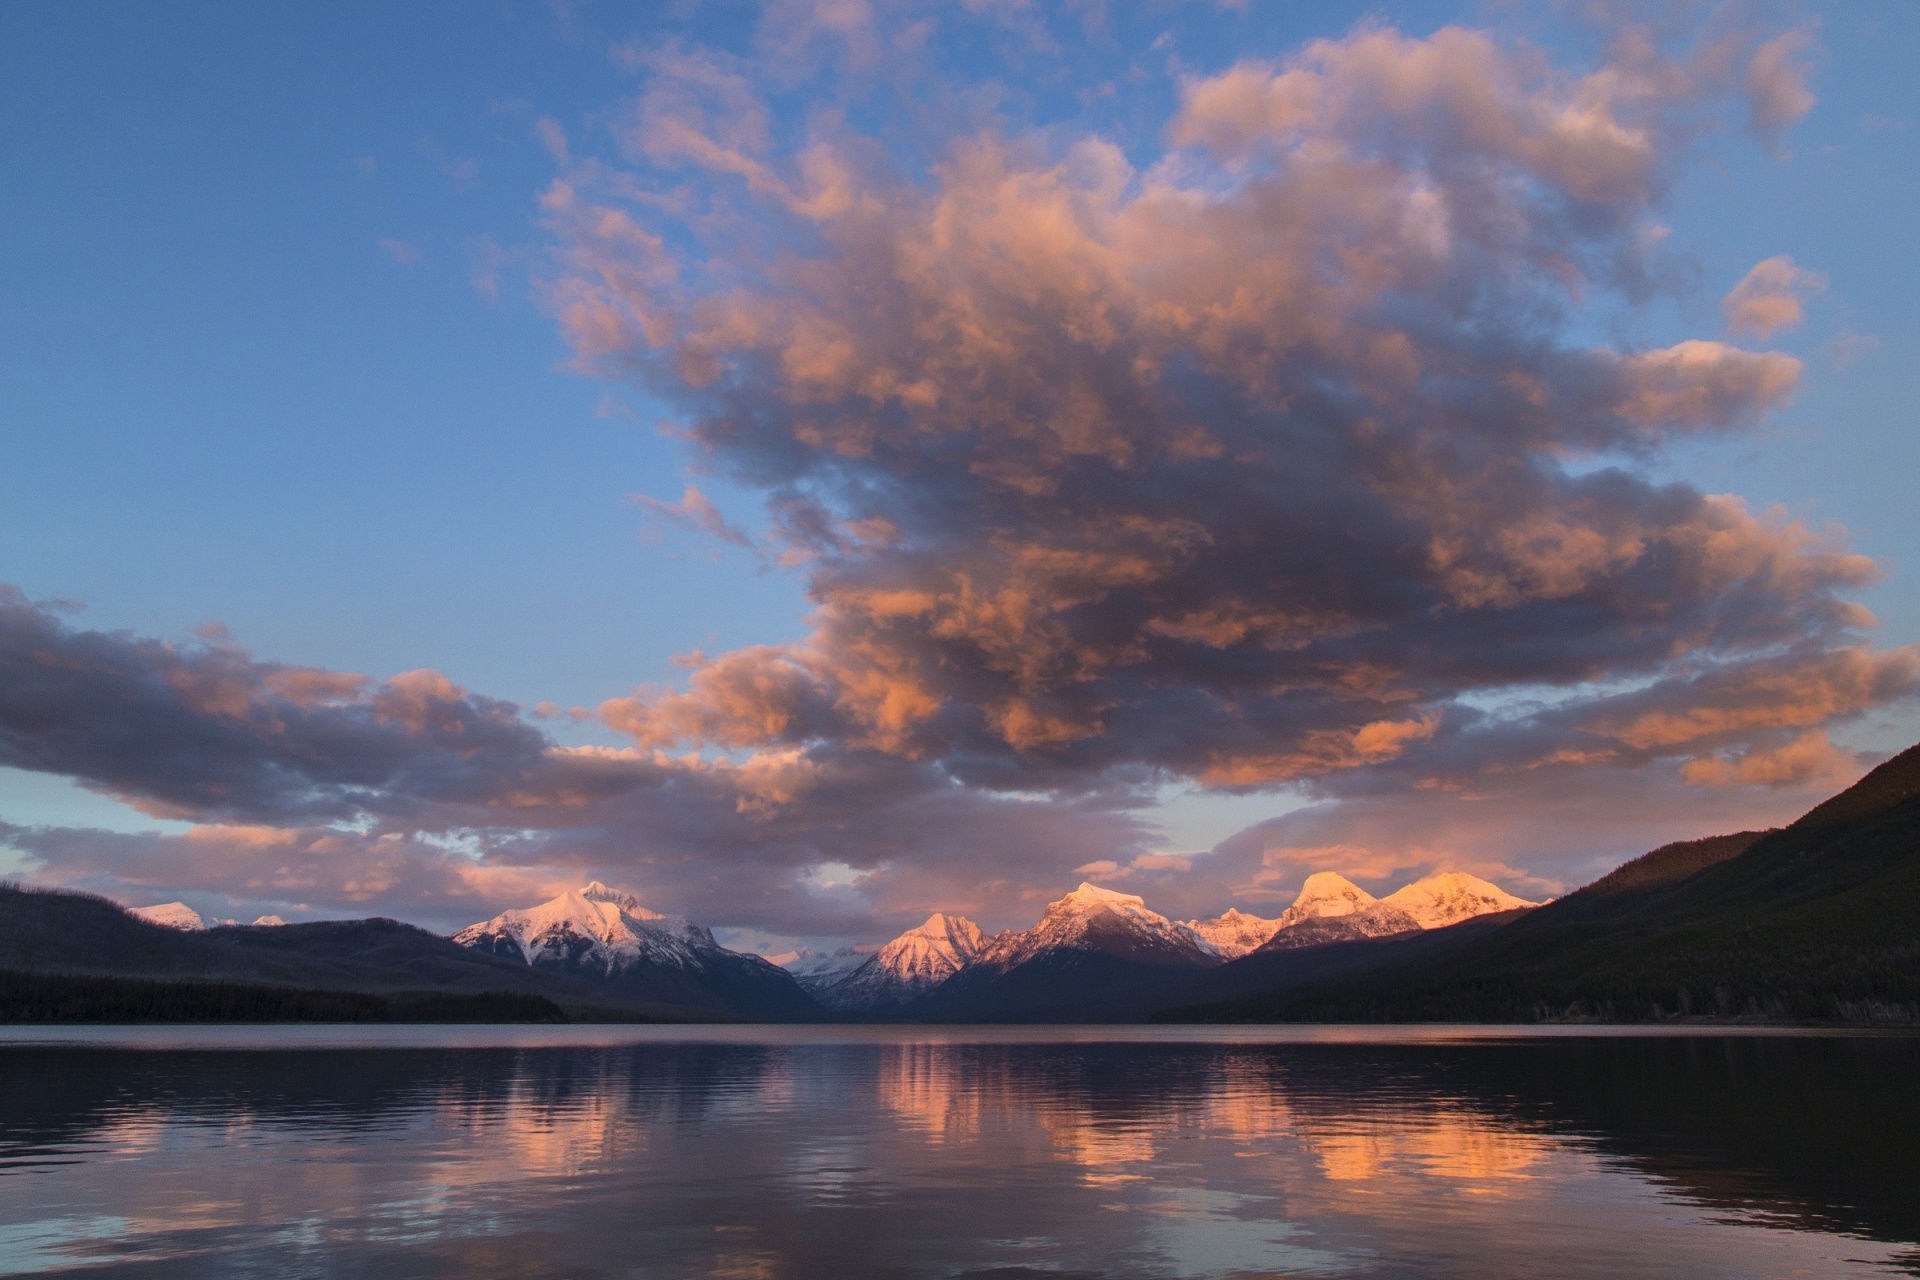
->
(1, 2, 1916, 941)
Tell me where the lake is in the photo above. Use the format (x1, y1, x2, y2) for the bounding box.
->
(0, 1025, 1914, 1278)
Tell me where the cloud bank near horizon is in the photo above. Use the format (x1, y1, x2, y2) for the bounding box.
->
(2, 9, 1914, 939)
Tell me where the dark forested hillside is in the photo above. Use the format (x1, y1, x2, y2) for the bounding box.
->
(0, 884, 722, 1022)
(1164, 742, 1920, 1024)
(0, 970, 567, 1023)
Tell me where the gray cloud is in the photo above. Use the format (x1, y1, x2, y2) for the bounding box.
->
(0, 586, 551, 823)
(0, 586, 1153, 933)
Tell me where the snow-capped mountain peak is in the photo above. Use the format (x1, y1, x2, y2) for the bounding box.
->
(872, 913, 985, 982)
(1042, 882, 1177, 933)
(450, 883, 818, 1018)
(1183, 907, 1284, 959)
(980, 882, 1218, 969)
(804, 912, 989, 1010)
(1277, 872, 1376, 925)
(1381, 872, 1537, 928)
(1254, 873, 1421, 952)
(1057, 881, 1141, 908)
(578, 880, 662, 918)
(452, 884, 715, 976)
(128, 902, 207, 931)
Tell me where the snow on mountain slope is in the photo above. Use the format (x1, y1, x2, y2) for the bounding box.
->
(128, 902, 207, 931)
(452, 881, 728, 976)
(1256, 874, 1421, 952)
(1183, 908, 1284, 959)
(782, 946, 870, 997)
(977, 883, 1220, 971)
(1382, 872, 1538, 928)
(813, 914, 985, 1010)
(452, 882, 819, 1018)
(1272, 873, 1381, 927)
(876, 913, 984, 981)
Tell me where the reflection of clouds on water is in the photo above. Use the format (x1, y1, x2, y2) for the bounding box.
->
(1042, 1112, 1159, 1183)
(877, 1043, 981, 1144)
(458, 1088, 629, 1182)
(1198, 1068, 1297, 1141)
(0, 1036, 1911, 1279)
(1304, 1114, 1550, 1186)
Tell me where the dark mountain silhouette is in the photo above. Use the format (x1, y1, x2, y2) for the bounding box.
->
(0, 884, 725, 1022)
(0, 969, 566, 1023)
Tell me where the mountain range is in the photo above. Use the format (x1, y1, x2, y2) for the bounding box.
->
(11, 737, 1916, 1024)
(102, 868, 1534, 1023)
(784, 872, 1535, 1020)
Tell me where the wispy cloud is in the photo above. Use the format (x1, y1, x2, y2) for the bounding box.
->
(634, 485, 757, 549)
(1723, 255, 1826, 339)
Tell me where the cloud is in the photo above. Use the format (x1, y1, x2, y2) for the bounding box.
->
(3, 15, 1904, 942)
(378, 237, 422, 266)
(0, 821, 571, 925)
(534, 115, 571, 166)
(0, 585, 551, 824)
(0, 585, 1154, 933)
(1679, 730, 1858, 789)
(544, 17, 1888, 800)
(521, 14, 1907, 921)
(634, 485, 758, 549)
(1746, 29, 1817, 142)
(1192, 755, 1850, 911)
(1722, 255, 1826, 339)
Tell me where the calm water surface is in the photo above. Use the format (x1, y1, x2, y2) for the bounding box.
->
(0, 1025, 1914, 1278)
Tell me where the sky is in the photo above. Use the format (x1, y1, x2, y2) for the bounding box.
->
(1, 0, 1917, 953)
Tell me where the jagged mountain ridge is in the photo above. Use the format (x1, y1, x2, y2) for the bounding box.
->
(117, 867, 1535, 1023)
(453, 882, 721, 974)
(1181, 908, 1284, 959)
(979, 883, 1219, 971)
(808, 914, 986, 1012)
(904, 884, 1223, 1022)
(795, 871, 1538, 1018)
(452, 882, 818, 1020)
(1179, 871, 1535, 960)
(784, 946, 869, 996)
(1253, 872, 1423, 952)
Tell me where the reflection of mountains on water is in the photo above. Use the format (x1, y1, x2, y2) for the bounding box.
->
(0, 1042, 786, 1168)
(865, 1035, 1920, 1253)
(2, 1034, 1915, 1272)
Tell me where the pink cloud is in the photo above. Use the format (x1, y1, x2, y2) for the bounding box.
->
(1723, 256, 1827, 340)
(634, 485, 757, 549)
